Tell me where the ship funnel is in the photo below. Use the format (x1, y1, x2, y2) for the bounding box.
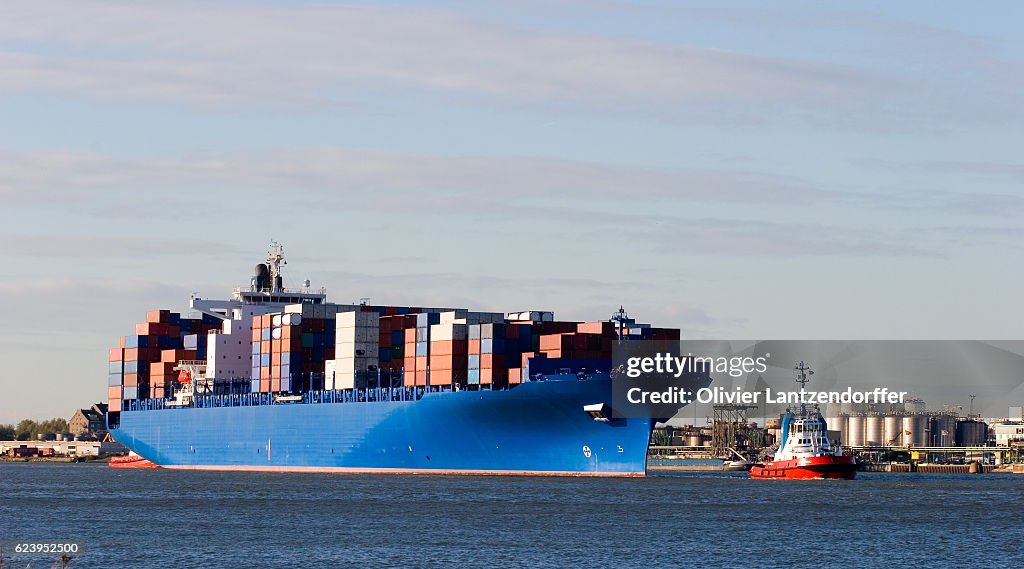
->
(253, 263, 271, 292)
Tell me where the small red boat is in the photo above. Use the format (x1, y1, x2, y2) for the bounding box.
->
(750, 362, 857, 480)
(109, 452, 159, 469)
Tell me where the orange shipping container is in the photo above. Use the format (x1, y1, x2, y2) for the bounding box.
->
(431, 369, 453, 386)
(405, 328, 416, 342)
(539, 333, 572, 351)
(135, 322, 159, 335)
(260, 378, 270, 392)
(404, 356, 416, 371)
(468, 339, 480, 354)
(508, 368, 522, 384)
(108, 348, 123, 362)
(414, 369, 427, 386)
(271, 377, 281, 392)
(481, 367, 508, 384)
(251, 327, 262, 342)
(123, 373, 139, 387)
(415, 356, 428, 370)
(260, 367, 270, 381)
(431, 340, 453, 356)
(146, 309, 170, 324)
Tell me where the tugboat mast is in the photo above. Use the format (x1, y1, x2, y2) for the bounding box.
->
(794, 361, 814, 416)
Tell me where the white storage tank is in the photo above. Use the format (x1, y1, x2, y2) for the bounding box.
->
(847, 415, 866, 447)
(825, 415, 846, 446)
(903, 415, 929, 447)
(865, 415, 884, 446)
(883, 415, 903, 446)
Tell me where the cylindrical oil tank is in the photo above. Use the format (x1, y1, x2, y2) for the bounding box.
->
(883, 415, 903, 446)
(847, 415, 866, 447)
(903, 415, 929, 447)
(865, 415, 884, 446)
(825, 415, 845, 446)
(932, 415, 957, 447)
(955, 420, 988, 447)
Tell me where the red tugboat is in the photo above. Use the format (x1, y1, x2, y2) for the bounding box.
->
(750, 362, 857, 480)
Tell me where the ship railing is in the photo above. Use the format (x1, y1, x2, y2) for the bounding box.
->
(121, 382, 516, 412)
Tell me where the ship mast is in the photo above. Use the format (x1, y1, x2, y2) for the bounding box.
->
(266, 240, 286, 293)
(611, 306, 630, 343)
(794, 361, 814, 416)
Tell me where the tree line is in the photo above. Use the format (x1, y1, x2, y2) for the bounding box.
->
(0, 418, 70, 441)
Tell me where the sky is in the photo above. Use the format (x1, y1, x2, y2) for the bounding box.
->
(1, 0, 1022, 423)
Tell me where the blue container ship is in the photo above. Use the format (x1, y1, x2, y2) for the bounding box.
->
(107, 244, 703, 476)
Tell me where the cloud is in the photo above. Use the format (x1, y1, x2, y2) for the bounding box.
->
(6, 233, 247, 259)
(0, 0, 901, 114)
(0, 147, 833, 207)
(0, 147, 1000, 259)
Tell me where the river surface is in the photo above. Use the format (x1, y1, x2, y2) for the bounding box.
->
(2, 463, 1022, 568)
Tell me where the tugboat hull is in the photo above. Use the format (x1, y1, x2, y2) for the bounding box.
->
(750, 455, 856, 480)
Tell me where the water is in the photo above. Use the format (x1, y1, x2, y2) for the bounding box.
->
(2, 463, 1023, 568)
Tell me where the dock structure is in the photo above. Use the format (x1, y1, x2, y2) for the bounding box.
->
(711, 404, 760, 458)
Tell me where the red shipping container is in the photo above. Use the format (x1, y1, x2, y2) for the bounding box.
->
(108, 348, 124, 362)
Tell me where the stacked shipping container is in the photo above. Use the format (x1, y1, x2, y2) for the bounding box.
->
(110, 302, 680, 417)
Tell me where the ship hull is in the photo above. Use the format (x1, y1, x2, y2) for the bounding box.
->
(110, 377, 656, 476)
(749, 455, 857, 480)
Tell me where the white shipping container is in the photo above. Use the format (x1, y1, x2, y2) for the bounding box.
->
(337, 311, 380, 329)
(336, 372, 356, 390)
(335, 341, 379, 359)
(336, 356, 377, 373)
(430, 323, 468, 341)
(284, 303, 315, 316)
(336, 327, 377, 343)
(440, 310, 468, 324)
